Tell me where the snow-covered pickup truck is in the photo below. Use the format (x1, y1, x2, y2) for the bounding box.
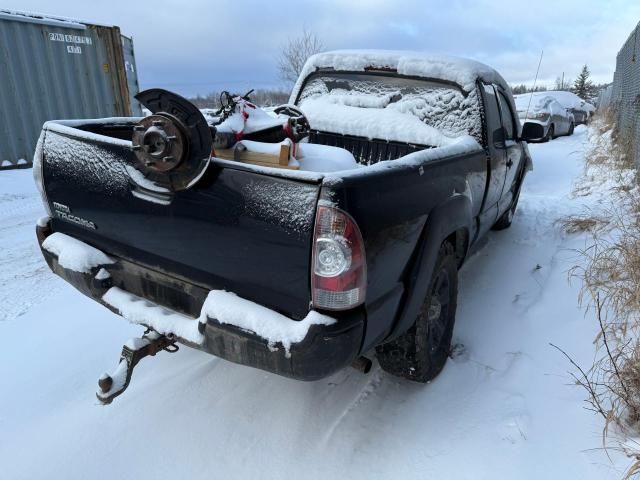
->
(34, 50, 537, 403)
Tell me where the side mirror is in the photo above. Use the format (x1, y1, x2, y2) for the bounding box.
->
(520, 123, 544, 142)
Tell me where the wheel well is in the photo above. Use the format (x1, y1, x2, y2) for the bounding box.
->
(445, 229, 469, 268)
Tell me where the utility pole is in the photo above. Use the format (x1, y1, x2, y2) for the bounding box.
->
(561, 72, 565, 90)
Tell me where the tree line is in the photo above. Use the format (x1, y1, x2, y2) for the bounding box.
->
(511, 64, 606, 103)
(189, 30, 323, 108)
(189, 31, 607, 108)
(188, 89, 290, 109)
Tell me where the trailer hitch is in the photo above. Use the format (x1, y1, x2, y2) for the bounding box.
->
(96, 330, 178, 405)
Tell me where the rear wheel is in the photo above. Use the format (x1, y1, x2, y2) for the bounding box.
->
(376, 243, 458, 383)
(568, 122, 575, 136)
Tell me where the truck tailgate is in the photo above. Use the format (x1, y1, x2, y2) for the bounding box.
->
(41, 126, 320, 319)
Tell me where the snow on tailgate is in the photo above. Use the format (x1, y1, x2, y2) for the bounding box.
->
(42, 232, 114, 273)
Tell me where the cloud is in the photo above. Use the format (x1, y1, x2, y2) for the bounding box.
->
(3, 0, 639, 95)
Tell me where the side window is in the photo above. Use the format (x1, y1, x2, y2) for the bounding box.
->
(482, 84, 503, 143)
(496, 91, 516, 140)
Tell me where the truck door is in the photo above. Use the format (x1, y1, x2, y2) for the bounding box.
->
(480, 84, 508, 221)
(495, 89, 525, 215)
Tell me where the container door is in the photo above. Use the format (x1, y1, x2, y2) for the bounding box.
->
(121, 35, 142, 116)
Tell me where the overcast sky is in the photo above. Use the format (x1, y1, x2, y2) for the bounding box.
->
(4, 0, 640, 96)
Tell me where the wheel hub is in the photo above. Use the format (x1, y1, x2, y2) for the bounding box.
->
(132, 114, 185, 173)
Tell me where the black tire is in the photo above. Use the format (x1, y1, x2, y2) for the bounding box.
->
(568, 122, 575, 136)
(492, 180, 522, 230)
(376, 242, 458, 383)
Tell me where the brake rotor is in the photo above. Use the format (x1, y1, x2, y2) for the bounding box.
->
(131, 89, 213, 192)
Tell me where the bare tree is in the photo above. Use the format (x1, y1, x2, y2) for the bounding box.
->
(278, 30, 324, 85)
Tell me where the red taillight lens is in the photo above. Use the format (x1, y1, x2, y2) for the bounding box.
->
(312, 205, 366, 310)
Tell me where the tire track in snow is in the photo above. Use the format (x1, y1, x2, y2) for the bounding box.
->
(320, 366, 385, 444)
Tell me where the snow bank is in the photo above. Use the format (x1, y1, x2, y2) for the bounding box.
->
(103, 287, 204, 344)
(199, 290, 335, 356)
(42, 232, 113, 273)
(290, 50, 510, 101)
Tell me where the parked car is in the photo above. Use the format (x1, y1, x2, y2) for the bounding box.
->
(33, 50, 537, 403)
(542, 90, 595, 125)
(514, 93, 575, 142)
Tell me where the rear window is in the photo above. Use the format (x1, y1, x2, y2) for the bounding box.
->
(296, 72, 482, 147)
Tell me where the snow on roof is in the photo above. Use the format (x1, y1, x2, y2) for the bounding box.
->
(290, 50, 510, 102)
(513, 93, 555, 112)
(0, 8, 115, 29)
(522, 91, 595, 112)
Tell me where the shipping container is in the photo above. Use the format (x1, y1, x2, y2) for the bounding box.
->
(0, 9, 142, 169)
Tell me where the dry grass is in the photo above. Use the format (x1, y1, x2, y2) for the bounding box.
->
(559, 214, 607, 234)
(558, 114, 640, 477)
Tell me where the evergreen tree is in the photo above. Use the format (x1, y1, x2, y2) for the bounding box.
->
(573, 65, 594, 99)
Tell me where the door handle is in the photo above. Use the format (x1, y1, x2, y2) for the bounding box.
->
(506, 159, 513, 168)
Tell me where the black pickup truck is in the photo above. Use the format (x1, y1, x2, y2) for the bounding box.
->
(34, 51, 537, 402)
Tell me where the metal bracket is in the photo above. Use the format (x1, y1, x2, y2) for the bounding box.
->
(96, 330, 178, 405)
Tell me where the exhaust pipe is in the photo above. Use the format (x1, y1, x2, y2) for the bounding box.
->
(352, 356, 372, 374)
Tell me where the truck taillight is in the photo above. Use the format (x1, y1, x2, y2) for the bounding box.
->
(312, 205, 366, 310)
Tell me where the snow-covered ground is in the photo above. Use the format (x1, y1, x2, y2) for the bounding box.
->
(0, 127, 628, 479)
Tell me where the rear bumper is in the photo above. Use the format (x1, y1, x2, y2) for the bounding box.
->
(37, 223, 365, 381)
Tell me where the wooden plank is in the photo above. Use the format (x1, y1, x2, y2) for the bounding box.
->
(237, 151, 282, 165)
(241, 159, 299, 170)
(279, 144, 290, 166)
(214, 149, 235, 161)
(214, 146, 297, 169)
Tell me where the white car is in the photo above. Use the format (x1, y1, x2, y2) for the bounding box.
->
(514, 93, 575, 142)
(540, 90, 595, 125)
